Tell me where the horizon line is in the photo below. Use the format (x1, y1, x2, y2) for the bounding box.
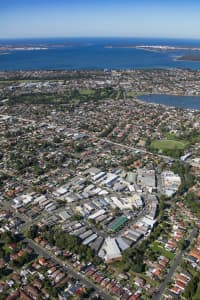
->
(0, 36, 200, 41)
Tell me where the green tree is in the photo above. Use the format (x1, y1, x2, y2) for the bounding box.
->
(25, 224, 39, 239)
(178, 239, 188, 250)
(184, 275, 199, 299)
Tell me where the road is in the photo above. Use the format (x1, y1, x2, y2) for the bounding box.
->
(1, 200, 115, 299)
(25, 238, 115, 300)
(0, 119, 192, 300)
(0, 114, 179, 164)
(99, 138, 175, 162)
(152, 227, 197, 300)
(1, 199, 34, 230)
(0, 113, 188, 165)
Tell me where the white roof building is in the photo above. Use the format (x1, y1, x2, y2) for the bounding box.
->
(88, 209, 106, 220)
(58, 211, 71, 221)
(161, 171, 181, 197)
(98, 237, 122, 263)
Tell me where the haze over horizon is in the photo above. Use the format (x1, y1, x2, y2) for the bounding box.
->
(1, 0, 200, 40)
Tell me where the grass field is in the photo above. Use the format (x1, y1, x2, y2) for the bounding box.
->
(127, 91, 137, 97)
(151, 139, 187, 150)
(151, 241, 175, 260)
(79, 89, 95, 95)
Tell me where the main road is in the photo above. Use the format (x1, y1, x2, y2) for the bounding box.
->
(97, 137, 176, 162)
(1, 200, 115, 299)
(26, 238, 116, 300)
(152, 227, 197, 300)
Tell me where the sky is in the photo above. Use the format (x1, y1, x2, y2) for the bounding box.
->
(1, 0, 200, 39)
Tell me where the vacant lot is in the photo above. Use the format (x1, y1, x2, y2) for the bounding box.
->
(151, 139, 187, 150)
(151, 241, 175, 260)
(79, 89, 95, 95)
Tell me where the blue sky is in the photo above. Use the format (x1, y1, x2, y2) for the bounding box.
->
(1, 0, 200, 39)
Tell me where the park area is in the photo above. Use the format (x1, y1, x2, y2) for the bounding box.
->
(150, 139, 187, 151)
(150, 241, 175, 260)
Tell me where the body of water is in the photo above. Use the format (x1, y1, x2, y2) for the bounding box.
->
(1, 37, 200, 70)
(137, 94, 200, 110)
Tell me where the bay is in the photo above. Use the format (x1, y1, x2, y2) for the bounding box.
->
(137, 94, 200, 110)
(1, 37, 200, 71)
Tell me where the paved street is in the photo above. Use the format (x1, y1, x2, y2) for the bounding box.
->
(99, 138, 174, 162)
(26, 238, 116, 300)
(1, 199, 115, 299)
(152, 228, 197, 300)
(0, 122, 195, 300)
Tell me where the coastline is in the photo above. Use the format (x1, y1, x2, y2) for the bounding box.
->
(1, 38, 200, 71)
(136, 93, 200, 111)
(105, 45, 200, 51)
(175, 56, 200, 62)
(0, 43, 80, 52)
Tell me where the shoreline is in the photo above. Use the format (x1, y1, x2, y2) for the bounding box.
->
(105, 45, 200, 51)
(0, 43, 81, 52)
(135, 93, 200, 111)
(176, 57, 200, 62)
